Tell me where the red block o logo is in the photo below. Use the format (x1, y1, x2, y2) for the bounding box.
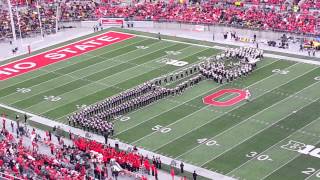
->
(203, 89, 246, 107)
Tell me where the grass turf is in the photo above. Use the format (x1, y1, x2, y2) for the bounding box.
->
(0, 29, 320, 180)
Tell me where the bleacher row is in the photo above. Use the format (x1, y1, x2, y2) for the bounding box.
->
(0, 0, 319, 40)
(0, 121, 153, 180)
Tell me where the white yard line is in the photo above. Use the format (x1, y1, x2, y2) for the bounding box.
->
(177, 77, 319, 161)
(0, 38, 148, 91)
(151, 63, 305, 152)
(5, 40, 173, 105)
(115, 60, 278, 135)
(226, 82, 320, 176)
(36, 47, 210, 118)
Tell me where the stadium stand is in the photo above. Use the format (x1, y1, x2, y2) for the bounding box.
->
(0, 0, 319, 40)
(0, 117, 154, 180)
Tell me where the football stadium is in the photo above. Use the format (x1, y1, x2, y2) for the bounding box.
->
(0, 0, 319, 179)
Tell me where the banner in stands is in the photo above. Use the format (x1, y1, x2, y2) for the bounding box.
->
(99, 18, 124, 26)
(0, 31, 134, 81)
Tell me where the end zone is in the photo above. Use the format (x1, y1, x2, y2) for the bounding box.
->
(0, 31, 135, 81)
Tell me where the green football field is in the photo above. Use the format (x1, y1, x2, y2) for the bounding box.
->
(1, 29, 320, 180)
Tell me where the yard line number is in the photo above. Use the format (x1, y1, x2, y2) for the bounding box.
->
(165, 51, 181, 55)
(76, 104, 87, 109)
(114, 115, 131, 122)
(301, 168, 320, 178)
(156, 58, 188, 67)
(197, 138, 220, 146)
(16, 88, 31, 93)
(272, 69, 289, 75)
(44, 95, 61, 102)
(245, 151, 273, 161)
(152, 125, 171, 133)
(136, 46, 149, 49)
(197, 56, 208, 60)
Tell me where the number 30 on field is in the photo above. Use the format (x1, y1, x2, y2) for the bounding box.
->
(245, 151, 273, 161)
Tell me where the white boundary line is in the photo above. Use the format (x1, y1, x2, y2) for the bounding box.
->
(0, 103, 235, 180)
(7, 41, 180, 105)
(0, 31, 135, 67)
(0, 37, 148, 91)
(1, 30, 318, 180)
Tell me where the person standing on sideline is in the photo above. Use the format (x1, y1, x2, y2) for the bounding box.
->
(104, 132, 109, 144)
(24, 114, 27, 124)
(170, 167, 175, 180)
(158, 32, 161, 40)
(180, 162, 184, 173)
(11, 121, 14, 132)
(193, 171, 198, 180)
(154, 167, 158, 180)
(212, 32, 215, 41)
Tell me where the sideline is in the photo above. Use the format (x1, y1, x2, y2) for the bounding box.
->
(0, 103, 235, 180)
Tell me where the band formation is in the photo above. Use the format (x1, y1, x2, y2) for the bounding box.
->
(68, 47, 264, 134)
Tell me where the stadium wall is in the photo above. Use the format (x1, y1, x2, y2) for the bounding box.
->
(153, 22, 308, 41)
(77, 19, 309, 41)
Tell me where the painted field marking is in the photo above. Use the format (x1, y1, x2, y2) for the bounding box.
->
(203, 89, 247, 107)
(0, 31, 135, 81)
(0, 37, 148, 92)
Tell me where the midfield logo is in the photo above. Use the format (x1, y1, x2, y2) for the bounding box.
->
(281, 140, 320, 159)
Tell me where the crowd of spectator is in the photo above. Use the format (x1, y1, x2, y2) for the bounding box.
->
(0, 0, 319, 40)
(95, 1, 319, 35)
(300, 0, 320, 10)
(0, 116, 156, 180)
(244, 0, 286, 5)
